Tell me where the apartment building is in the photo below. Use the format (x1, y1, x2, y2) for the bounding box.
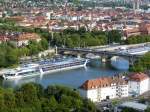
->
(79, 72, 150, 102)
(124, 23, 150, 38)
(79, 76, 128, 102)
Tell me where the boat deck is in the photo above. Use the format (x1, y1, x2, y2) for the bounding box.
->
(39, 58, 85, 66)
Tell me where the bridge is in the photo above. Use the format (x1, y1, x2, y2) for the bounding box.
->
(58, 47, 142, 58)
(57, 45, 150, 65)
(57, 42, 150, 65)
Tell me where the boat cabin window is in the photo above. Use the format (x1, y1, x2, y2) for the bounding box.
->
(5, 73, 15, 76)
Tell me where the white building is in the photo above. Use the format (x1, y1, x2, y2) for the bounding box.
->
(79, 76, 128, 102)
(128, 72, 150, 96)
(46, 11, 53, 20)
(79, 72, 150, 102)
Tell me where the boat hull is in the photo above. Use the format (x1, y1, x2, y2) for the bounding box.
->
(3, 72, 41, 80)
(2, 59, 88, 80)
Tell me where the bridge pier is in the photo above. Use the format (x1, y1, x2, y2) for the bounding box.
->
(77, 53, 81, 58)
(101, 55, 112, 63)
(101, 57, 106, 63)
(128, 56, 138, 66)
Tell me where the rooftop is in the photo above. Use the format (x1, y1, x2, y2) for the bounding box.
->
(80, 75, 128, 90)
(129, 72, 149, 82)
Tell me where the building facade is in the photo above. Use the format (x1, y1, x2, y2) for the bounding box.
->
(79, 72, 150, 102)
(128, 72, 150, 96)
(79, 76, 128, 102)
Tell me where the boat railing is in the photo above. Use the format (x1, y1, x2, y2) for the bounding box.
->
(41, 61, 85, 70)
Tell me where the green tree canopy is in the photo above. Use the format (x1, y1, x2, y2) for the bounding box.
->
(107, 30, 122, 44)
(129, 52, 150, 72)
(0, 83, 100, 112)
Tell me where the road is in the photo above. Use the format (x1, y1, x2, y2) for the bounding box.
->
(89, 42, 150, 51)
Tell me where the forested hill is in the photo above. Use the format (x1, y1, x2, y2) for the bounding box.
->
(0, 83, 100, 112)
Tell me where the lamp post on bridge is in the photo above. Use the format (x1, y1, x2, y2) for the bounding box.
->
(55, 45, 58, 55)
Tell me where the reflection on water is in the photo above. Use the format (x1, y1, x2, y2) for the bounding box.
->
(2, 59, 127, 88)
(3, 77, 38, 88)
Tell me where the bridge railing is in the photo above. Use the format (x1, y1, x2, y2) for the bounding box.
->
(57, 47, 142, 58)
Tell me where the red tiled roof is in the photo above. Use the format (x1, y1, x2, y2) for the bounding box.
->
(13, 33, 40, 41)
(80, 76, 128, 90)
(125, 28, 140, 33)
(129, 72, 149, 82)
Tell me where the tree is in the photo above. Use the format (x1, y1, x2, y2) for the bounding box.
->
(40, 38, 49, 50)
(4, 89, 16, 109)
(20, 83, 38, 104)
(52, 28, 108, 48)
(19, 47, 30, 57)
(83, 99, 98, 112)
(0, 88, 5, 111)
(28, 40, 40, 55)
(6, 48, 19, 66)
(49, 96, 58, 111)
(145, 107, 150, 112)
(0, 83, 99, 112)
(125, 35, 150, 44)
(107, 30, 121, 44)
(60, 95, 72, 108)
(0, 50, 6, 67)
(130, 52, 150, 72)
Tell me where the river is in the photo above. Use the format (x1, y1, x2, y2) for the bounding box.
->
(1, 59, 127, 88)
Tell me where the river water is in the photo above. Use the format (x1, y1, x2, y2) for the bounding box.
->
(1, 59, 127, 88)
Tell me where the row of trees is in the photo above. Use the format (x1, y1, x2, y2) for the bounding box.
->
(0, 83, 99, 112)
(125, 35, 150, 44)
(50, 28, 122, 48)
(0, 38, 49, 68)
(129, 52, 150, 72)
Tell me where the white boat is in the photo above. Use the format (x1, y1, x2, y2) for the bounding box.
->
(16, 63, 39, 70)
(2, 64, 40, 80)
(39, 58, 88, 75)
(2, 58, 88, 79)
